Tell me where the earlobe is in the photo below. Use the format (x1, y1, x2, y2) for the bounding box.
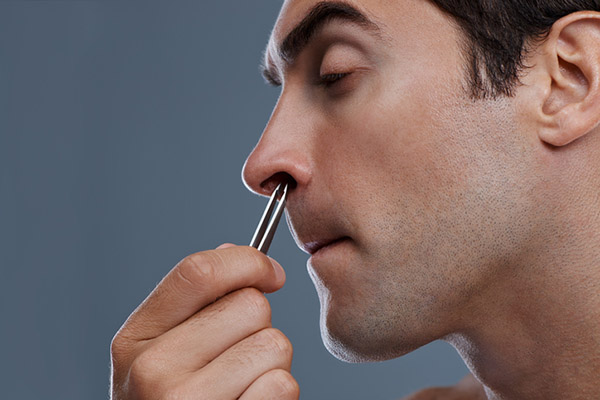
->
(537, 12, 600, 147)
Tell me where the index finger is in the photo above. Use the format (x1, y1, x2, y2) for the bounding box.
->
(119, 245, 285, 341)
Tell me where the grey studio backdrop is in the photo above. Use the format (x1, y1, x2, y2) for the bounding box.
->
(1, 2, 469, 399)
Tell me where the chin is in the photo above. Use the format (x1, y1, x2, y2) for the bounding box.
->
(308, 258, 444, 363)
(318, 306, 424, 364)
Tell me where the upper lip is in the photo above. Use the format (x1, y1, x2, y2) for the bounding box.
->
(301, 237, 347, 255)
(284, 197, 348, 255)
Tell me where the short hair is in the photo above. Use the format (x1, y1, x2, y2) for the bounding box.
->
(429, 0, 600, 99)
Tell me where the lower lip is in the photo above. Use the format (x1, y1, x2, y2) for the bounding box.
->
(311, 237, 349, 258)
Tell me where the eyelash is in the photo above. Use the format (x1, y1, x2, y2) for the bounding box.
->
(319, 72, 350, 87)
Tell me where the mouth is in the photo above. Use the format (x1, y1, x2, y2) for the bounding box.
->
(303, 237, 350, 256)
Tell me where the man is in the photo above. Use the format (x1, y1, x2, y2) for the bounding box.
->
(110, 0, 600, 398)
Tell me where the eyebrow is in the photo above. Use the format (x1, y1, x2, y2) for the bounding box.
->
(261, 1, 382, 86)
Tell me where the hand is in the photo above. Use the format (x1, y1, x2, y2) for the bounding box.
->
(110, 244, 299, 400)
(401, 374, 487, 400)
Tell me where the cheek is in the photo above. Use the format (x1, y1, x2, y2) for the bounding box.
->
(309, 79, 469, 290)
(312, 70, 466, 218)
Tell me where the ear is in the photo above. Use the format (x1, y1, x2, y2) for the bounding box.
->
(536, 12, 600, 147)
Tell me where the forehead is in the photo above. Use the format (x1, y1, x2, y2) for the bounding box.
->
(270, 0, 379, 44)
(265, 0, 443, 67)
(265, 0, 382, 72)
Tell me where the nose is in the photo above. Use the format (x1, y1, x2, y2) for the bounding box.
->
(242, 93, 313, 197)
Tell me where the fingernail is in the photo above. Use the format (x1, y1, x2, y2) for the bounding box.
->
(216, 243, 236, 249)
(269, 257, 286, 283)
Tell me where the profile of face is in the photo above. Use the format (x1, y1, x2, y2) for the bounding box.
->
(243, 0, 548, 362)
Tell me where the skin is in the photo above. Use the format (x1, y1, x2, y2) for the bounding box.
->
(243, 0, 600, 398)
(111, 0, 600, 399)
(111, 244, 300, 399)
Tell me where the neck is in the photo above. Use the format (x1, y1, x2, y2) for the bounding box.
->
(445, 217, 600, 399)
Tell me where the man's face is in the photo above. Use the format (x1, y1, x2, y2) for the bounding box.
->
(243, 0, 542, 362)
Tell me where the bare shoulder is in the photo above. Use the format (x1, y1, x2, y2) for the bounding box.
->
(400, 374, 488, 400)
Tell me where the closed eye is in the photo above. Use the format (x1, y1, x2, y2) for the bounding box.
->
(319, 72, 350, 87)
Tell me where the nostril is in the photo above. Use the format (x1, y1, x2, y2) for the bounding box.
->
(261, 172, 297, 195)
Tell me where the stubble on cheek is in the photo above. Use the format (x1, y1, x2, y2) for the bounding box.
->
(306, 71, 480, 362)
(319, 92, 535, 361)
(304, 2, 537, 359)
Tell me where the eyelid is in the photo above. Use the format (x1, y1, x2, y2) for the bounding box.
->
(317, 41, 368, 82)
(318, 72, 350, 86)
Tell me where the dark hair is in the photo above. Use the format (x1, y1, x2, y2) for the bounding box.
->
(429, 0, 600, 98)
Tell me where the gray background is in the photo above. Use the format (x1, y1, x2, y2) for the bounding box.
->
(0, 2, 468, 399)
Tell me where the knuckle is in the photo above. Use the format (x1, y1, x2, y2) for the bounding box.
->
(269, 369, 300, 398)
(241, 246, 275, 276)
(128, 348, 163, 388)
(236, 287, 271, 321)
(176, 253, 218, 289)
(110, 332, 126, 359)
(259, 328, 293, 360)
(110, 328, 135, 365)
